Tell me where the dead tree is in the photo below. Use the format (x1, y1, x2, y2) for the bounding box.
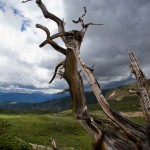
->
(35, 0, 150, 149)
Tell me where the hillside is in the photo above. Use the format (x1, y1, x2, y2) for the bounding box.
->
(0, 92, 97, 112)
(106, 79, 150, 100)
(0, 80, 149, 149)
(0, 79, 150, 112)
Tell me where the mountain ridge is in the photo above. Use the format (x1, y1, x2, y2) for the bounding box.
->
(1, 79, 150, 112)
(0, 91, 69, 104)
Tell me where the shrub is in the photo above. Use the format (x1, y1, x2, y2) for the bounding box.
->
(0, 119, 11, 135)
(0, 119, 31, 150)
(0, 134, 32, 150)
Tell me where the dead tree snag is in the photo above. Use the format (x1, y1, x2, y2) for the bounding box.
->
(35, 0, 150, 149)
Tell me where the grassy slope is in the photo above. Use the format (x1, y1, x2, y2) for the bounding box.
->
(106, 79, 150, 100)
(0, 109, 146, 150)
(0, 96, 147, 149)
(1, 80, 149, 149)
(0, 114, 92, 150)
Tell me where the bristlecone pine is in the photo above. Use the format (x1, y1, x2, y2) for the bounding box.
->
(35, 0, 150, 149)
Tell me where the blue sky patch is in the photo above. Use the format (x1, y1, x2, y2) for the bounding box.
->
(0, 1, 6, 12)
(21, 19, 31, 32)
(11, 7, 21, 16)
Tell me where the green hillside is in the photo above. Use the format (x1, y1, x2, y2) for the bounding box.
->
(0, 80, 149, 149)
(0, 114, 92, 150)
(0, 111, 146, 150)
(106, 79, 150, 100)
(1, 79, 150, 113)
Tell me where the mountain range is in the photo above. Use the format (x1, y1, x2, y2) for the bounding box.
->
(0, 92, 68, 104)
(0, 91, 98, 112)
(0, 79, 150, 112)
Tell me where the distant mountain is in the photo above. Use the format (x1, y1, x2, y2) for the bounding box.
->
(0, 92, 68, 104)
(0, 91, 99, 112)
(0, 78, 139, 105)
(0, 96, 70, 112)
(1, 79, 150, 112)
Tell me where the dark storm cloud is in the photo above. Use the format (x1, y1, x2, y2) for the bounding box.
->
(63, 0, 150, 85)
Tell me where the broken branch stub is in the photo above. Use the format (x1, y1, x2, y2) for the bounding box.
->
(128, 51, 150, 121)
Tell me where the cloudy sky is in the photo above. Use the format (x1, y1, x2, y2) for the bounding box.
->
(0, 0, 150, 94)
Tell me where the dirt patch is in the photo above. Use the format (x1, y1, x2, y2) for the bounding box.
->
(29, 143, 51, 150)
(120, 111, 144, 118)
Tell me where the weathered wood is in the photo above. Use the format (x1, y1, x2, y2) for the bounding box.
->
(72, 49, 149, 149)
(35, 24, 67, 55)
(49, 61, 65, 84)
(128, 51, 150, 121)
(50, 137, 57, 150)
(36, 0, 67, 43)
(35, 1, 150, 149)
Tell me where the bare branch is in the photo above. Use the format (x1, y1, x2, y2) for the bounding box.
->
(57, 70, 64, 79)
(85, 23, 103, 27)
(78, 70, 82, 74)
(49, 61, 65, 84)
(36, 0, 67, 43)
(72, 7, 87, 28)
(39, 40, 47, 48)
(36, 24, 50, 39)
(50, 32, 73, 40)
(21, 0, 33, 3)
(72, 6, 103, 37)
(86, 64, 95, 72)
(47, 40, 67, 55)
(90, 117, 101, 135)
(72, 49, 146, 145)
(82, 7, 87, 18)
(36, 24, 67, 55)
(81, 23, 103, 37)
(128, 51, 150, 121)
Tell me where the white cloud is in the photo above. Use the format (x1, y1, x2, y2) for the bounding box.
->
(0, 0, 150, 94)
(0, 0, 66, 93)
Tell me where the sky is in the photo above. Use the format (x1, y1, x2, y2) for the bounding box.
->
(0, 0, 150, 94)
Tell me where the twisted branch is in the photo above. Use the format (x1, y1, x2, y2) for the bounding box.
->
(73, 49, 146, 147)
(36, 24, 50, 39)
(128, 51, 150, 121)
(21, 0, 32, 3)
(36, 24, 67, 55)
(36, 0, 67, 43)
(72, 7, 103, 36)
(49, 60, 65, 84)
(72, 7, 87, 28)
(50, 32, 73, 40)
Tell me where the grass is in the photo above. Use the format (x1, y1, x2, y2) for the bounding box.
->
(1, 80, 149, 149)
(0, 110, 146, 150)
(109, 96, 141, 112)
(0, 114, 92, 150)
(88, 95, 141, 112)
(0, 95, 146, 149)
(129, 117, 146, 126)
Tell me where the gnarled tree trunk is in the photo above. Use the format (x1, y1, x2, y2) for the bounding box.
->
(35, 0, 150, 149)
